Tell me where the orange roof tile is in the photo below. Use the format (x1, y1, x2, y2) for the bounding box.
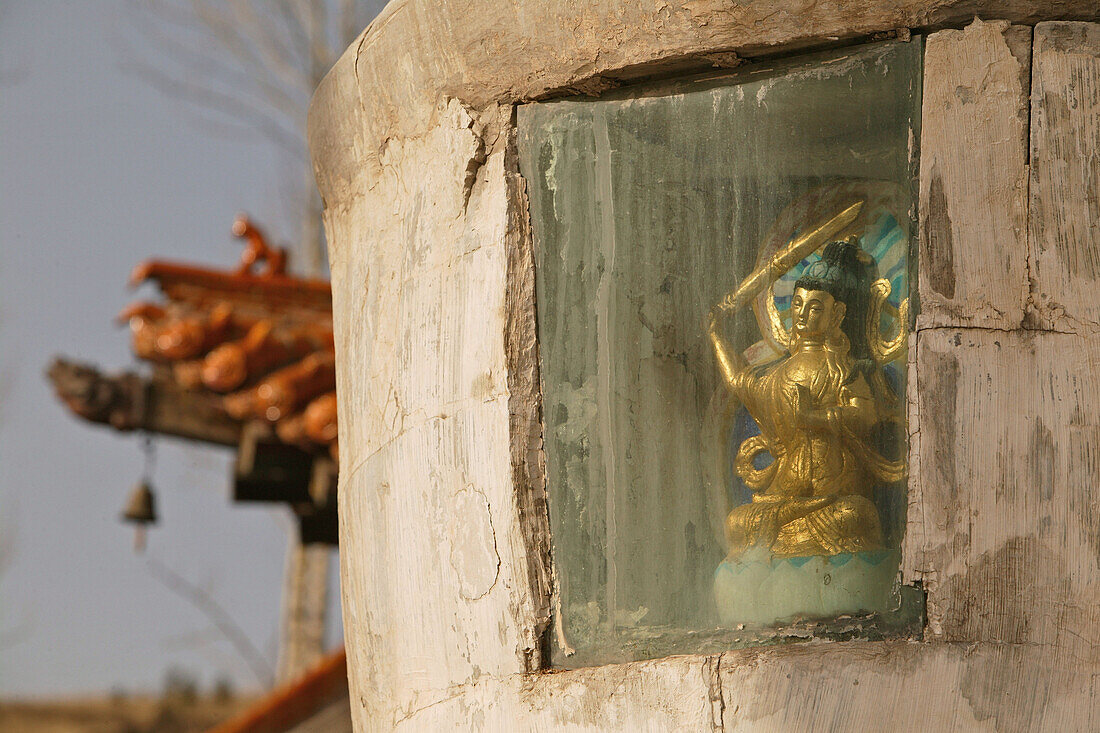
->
(118, 216, 337, 459)
(206, 648, 348, 733)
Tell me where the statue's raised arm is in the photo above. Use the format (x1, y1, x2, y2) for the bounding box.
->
(705, 199, 911, 562)
(707, 201, 863, 391)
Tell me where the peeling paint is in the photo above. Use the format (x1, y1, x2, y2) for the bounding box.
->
(923, 170, 956, 299)
(448, 486, 502, 600)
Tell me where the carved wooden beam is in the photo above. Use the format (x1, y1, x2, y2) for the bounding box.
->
(47, 357, 241, 446)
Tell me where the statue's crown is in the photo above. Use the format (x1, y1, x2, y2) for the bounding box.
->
(796, 236, 876, 305)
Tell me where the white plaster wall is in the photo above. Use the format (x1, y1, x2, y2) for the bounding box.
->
(310, 3, 1100, 729)
(320, 102, 546, 727)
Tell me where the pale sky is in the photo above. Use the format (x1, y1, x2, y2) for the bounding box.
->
(0, 0, 354, 696)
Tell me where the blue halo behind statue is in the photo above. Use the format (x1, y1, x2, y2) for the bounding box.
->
(770, 209, 908, 327)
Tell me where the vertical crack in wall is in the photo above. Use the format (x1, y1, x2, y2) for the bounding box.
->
(352, 30, 371, 152)
(502, 104, 554, 672)
(462, 128, 488, 214)
(1023, 24, 1042, 329)
(705, 653, 726, 731)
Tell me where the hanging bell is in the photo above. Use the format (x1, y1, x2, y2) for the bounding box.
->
(121, 481, 157, 552)
(122, 481, 158, 525)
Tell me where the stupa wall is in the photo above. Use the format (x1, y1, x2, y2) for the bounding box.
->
(310, 4, 1100, 730)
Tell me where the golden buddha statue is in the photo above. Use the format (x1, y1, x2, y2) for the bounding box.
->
(708, 202, 907, 560)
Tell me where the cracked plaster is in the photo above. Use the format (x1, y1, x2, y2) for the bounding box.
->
(309, 3, 1100, 729)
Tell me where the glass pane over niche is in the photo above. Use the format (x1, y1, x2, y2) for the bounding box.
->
(517, 40, 922, 667)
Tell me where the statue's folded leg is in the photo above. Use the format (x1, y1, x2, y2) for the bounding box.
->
(773, 495, 884, 557)
(725, 502, 781, 559)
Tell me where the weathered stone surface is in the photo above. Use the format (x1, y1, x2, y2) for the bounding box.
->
(325, 102, 548, 729)
(905, 328, 1100, 652)
(393, 654, 715, 730)
(918, 21, 1032, 329)
(309, 0, 1100, 199)
(719, 641, 1100, 731)
(310, 1, 1100, 729)
(1029, 22, 1100, 332)
(387, 641, 1100, 730)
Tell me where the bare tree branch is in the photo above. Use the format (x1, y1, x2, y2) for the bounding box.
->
(125, 0, 389, 275)
(146, 555, 275, 688)
(122, 58, 306, 160)
(188, 2, 309, 118)
(123, 10, 299, 111)
(159, 626, 227, 652)
(339, 0, 363, 50)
